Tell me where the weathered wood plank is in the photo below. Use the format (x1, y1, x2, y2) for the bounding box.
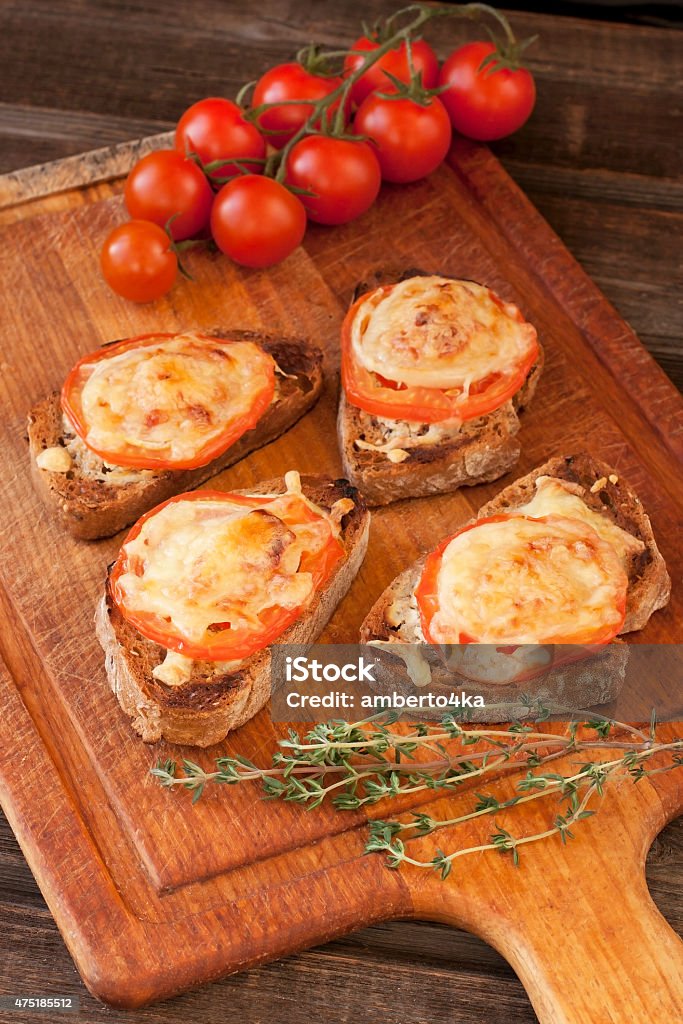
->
(0, 811, 680, 1024)
(0, 4, 681, 1021)
(2, 5, 681, 177)
(1, 133, 682, 1013)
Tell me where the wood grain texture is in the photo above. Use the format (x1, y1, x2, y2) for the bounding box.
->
(0, 819, 680, 1024)
(1, 1, 681, 394)
(0, 120, 681, 1021)
(1, 5, 682, 1021)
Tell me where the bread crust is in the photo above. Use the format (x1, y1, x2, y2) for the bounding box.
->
(336, 270, 543, 506)
(338, 357, 542, 506)
(360, 453, 670, 710)
(96, 476, 370, 747)
(28, 331, 324, 540)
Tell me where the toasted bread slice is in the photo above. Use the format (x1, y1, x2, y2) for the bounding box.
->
(360, 453, 670, 712)
(337, 270, 543, 505)
(362, 456, 671, 712)
(28, 331, 323, 540)
(338, 359, 542, 506)
(365, 641, 630, 720)
(95, 477, 370, 747)
(362, 453, 670, 643)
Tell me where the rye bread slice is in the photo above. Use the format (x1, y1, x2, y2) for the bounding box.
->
(362, 452, 670, 641)
(360, 453, 670, 712)
(28, 331, 323, 540)
(95, 476, 370, 748)
(338, 357, 542, 506)
(337, 269, 543, 505)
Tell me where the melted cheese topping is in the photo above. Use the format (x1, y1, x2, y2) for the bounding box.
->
(513, 476, 645, 569)
(151, 650, 244, 686)
(444, 645, 554, 685)
(63, 421, 155, 485)
(429, 515, 627, 645)
(36, 446, 72, 472)
(352, 276, 537, 391)
(367, 641, 433, 687)
(76, 333, 273, 463)
(354, 412, 463, 455)
(152, 650, 195, 687)
(116, 476, 341, 649)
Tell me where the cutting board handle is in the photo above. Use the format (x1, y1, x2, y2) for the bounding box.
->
(413, 855, 683, 1023)
(502, 876, 683, 1023)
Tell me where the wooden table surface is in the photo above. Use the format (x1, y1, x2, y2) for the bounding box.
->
(0, 3, 681, 1022)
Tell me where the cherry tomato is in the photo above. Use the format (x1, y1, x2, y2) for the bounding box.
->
(344, 37, 439, 106)
(354, 93, 452, 183)
(100, 221, 177, 303)
(175, 97, 266, 178)
(285, 136, 381, 225)
(439, 42, 536, 141)
(252, 63, 344, 148)
(210, 175, 306, 268)
(124, 150, 213, 241)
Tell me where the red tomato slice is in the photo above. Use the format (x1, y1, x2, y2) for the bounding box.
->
(110, 489, 345, 661)
(341, 286, 538, 424)
(61, 332, 275, 471)
(415, 515, 627, 647)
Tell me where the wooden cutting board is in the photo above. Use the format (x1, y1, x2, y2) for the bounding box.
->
(0, 136, 681, 1021)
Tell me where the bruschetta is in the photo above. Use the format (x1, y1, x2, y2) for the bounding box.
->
(361, 453, 670, 709)
(28, 329, 323, 539)
(96, 472, 369, 746)
(338, 272, 542, 504)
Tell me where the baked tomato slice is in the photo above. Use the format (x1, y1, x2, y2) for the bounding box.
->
(110, 485, 345, 661)
(341, 277, 539, 424)
(61, 332, 275, 470)
(415, 513, 627, 646)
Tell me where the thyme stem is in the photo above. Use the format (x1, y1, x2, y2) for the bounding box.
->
(152, 714, 683, 876)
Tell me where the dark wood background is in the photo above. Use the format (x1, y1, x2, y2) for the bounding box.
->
(0, 3, 681, 1022)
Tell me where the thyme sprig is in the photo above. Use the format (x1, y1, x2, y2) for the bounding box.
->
(152, 710, 683, 878)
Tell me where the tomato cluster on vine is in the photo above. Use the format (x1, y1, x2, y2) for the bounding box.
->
(101, 5, 536, 303)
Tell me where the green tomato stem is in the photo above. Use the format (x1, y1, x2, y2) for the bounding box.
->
(237, 3, 522, 186)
